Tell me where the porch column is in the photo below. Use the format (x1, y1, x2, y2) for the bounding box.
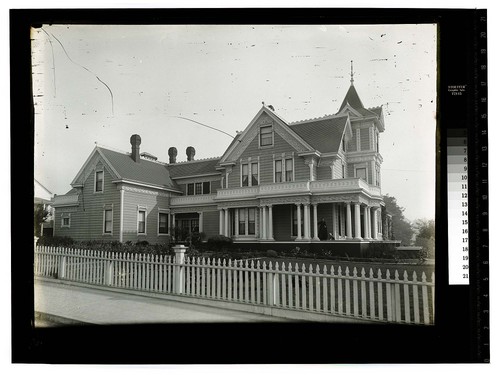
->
(363, 206, 370, 239)
(262, 206, 267, 240)
(296, 203, 302, 240)
(340, 204, 345, 238)
(303, 203, 311, 240)
(259, 206, 263, 238)
(367, 207, 372, 239)
(345, 203, 352, 239)
(224, 208, 229, 237)
(372, 207, 379, 240)
(219, 209, 224, 235)
(332, 204, 338, 240)
(172, 213, 176, 235)
(268, 205, 274, 240)
(234, 208, 239, 236)
(198, 211, 204, 233)
(354, 203, 362, 240)
(312, 203, 319, 241)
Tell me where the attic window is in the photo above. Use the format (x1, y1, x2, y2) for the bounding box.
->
(95, 171, 104, 193)
(260, 126, 273, 147)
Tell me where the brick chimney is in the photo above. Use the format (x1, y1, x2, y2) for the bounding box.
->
(186, 146, 195, 161)
(168, 147, 178, 164)
(130, 134, 141, 163)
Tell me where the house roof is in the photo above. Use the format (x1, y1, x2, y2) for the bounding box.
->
(288, 115, 349, 153)
(168, 157, 221, 179)
(339, 84, 364, 111)
(97, 147, 178, 190)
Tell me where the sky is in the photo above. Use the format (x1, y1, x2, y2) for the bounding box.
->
(32, 23, 437, 221)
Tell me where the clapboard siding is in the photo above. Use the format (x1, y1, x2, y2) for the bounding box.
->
(55, 164, 121, 241)
(121, 188, 171, 244)
(227, 131, 310, 188)
(316, 165, 331, 180)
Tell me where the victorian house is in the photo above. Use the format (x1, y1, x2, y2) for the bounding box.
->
(52, 77, 391, 254)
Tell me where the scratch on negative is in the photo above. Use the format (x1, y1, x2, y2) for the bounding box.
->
(45, 29, 115, 116)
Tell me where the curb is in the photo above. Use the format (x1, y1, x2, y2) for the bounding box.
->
(34, 311, 95, 326)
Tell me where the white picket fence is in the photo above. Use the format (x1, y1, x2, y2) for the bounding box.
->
(34, 245, 435, 325)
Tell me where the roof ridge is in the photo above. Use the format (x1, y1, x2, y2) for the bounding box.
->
(97, 145, 169, 166)
(289, 113, 348, 126)
(168, 156, 221, 166)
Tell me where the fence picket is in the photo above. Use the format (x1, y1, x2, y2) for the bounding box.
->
(361, 268, 367, 318)
(281, 262, 287, 307)
(330, 266, 335, 314)
(244, 260, 250, 302)
(294, 264, 300, 310)
(353, 267, 359, 317)
(403, 271, 410, 323)
(345, 267, 351, 316)
(315, 265, 321, 312)
(250, 260, 255, 304)
(394, 270, 401, 323)
(256, 260, 261, 304)
(369, 269, 375, 319)
(385, 269, 393, 322)
(422, 272, 430, 324)
(431, 273, 435, 321)
(288, 263, 293, 309)
(337, 267, 343, 314)
(308, 265, 313, 311)
(377, 269, 383, 320)
(262, 261, 267, 305)
(322, 265, 328, 313)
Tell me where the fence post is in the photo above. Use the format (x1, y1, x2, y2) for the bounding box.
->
(105, 253, 114, 286)
(59, 255, 67, 279)
(174, 244, 187, 294)
(267, 262, 277, 305)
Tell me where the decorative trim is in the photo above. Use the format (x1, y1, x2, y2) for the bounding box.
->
(260, 196, 310, 205)
(122, 185, 171, 197)
(310, 194, 360, 204)
(170, 206, 218, 214)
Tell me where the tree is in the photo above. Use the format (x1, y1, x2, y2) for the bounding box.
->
(34, 203, 50, 237)
(382, 194, 414, 245)
(414, 219, 435, 258)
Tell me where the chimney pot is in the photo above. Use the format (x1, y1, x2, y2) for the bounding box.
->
(130, 134, 141, 162)
(186, 146, 195, 161)
(168, 147, 178, 164)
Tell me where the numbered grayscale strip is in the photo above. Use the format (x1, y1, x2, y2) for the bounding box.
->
(447, 130, 469, 285)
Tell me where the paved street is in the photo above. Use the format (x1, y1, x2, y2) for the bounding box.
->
(34, 279, 291, 325)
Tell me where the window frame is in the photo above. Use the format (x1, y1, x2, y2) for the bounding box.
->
(355, 167, 368, 181)
(158, 210, 169, 236)
(103, 208, 113, 234)
(259, 125, 273, 147)
(137, 208, 147, 235)
(95, 170, 104, 193)
(274, 159, 283, 183)
(61, 213, 71, 228)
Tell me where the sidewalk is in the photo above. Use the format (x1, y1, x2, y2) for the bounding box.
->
(34, 279, 292, 325)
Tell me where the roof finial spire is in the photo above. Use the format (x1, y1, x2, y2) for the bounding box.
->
(350, 60, 354, 85)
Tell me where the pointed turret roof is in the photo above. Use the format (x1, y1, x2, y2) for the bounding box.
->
(339, 84, 365, 111)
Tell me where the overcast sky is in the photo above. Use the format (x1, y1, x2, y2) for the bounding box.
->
(32, 24, 437, 221)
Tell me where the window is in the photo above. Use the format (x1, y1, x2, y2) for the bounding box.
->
(236, 208, 256, 236)
(158, 212, 169, 234)
(275, 158, 293, 182)
(104, 209, 113, 234)
(275, 160, 282, 182)
(195, 182, 202, 195)
(291, 206, 303, 237)
(239, 208, 246, 234)
(285, 159, 293, 182)
(187, 181, 211, 195)
(248, 208, 256, 235)
(242, 164, 249, 186)
(260, 125, 273, 146)
(342, 137, 346, 152)
(356, 167, 367, 181)
(138, 210, 146, 234)
(95, 171, 103, 192)
(61, 214, 71, 228)
(203, 181, 210, 194)
(342, 163, 345, 179)
(251, 163, 259, 186)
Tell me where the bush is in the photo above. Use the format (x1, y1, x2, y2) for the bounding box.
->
(266, 249, 278, 258)
(207, 235, 233, 252)
(36, 236, 74, 247)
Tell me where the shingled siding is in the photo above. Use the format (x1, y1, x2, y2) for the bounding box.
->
(360, 127, 370, 151)
(55, 164, 121, 241)
(227, 131, 310, 187)
(121, 188, 171, 244)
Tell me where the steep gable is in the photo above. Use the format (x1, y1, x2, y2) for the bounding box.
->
(71, 146, 179, 191)
(219, 106, 314, 164)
